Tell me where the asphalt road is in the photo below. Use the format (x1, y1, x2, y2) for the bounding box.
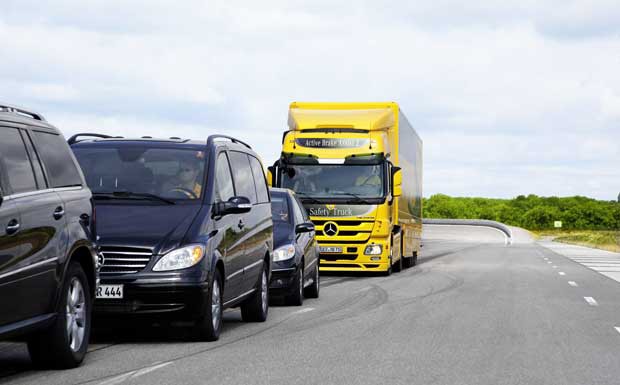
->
(2, 225, 620, 385)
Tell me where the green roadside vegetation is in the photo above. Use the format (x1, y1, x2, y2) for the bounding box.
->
(424, 194, 620, 252)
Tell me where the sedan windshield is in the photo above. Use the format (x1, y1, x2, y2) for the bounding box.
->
(280, 164, 384, 199)
(73, 146, 206, 201)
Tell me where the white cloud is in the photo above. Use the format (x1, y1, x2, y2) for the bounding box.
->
(1, 1, 619, 200)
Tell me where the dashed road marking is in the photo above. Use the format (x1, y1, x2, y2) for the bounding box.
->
(552, 265, 558, 269)
(615, 327, 620, 335)
(294, 307, 315, 315)
(97, 362, 173, 385)
(584, 297, 598, 306)
(558, 272, 566, 276)
(547, 261, 552, 264)
(568, 281, 578, 287)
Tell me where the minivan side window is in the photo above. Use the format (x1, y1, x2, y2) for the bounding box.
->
(228, 152, 257, 204)
(249, 156, 269, 204)
(214, 152, 235, 202)
(32, 131, 82, 188)
(0, 127, 37, 194)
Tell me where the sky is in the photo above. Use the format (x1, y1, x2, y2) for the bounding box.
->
(2, 0, 619, 200)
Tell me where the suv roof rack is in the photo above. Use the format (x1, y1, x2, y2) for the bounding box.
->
(207, 134, 252, 149)
(0, 103, 46, 122)
(67, 133, 118, 145)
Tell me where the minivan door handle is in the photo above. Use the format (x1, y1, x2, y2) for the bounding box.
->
(6, 219, 20, 235)
(53, 207, 65, 220)
(238, 219, 245, 230)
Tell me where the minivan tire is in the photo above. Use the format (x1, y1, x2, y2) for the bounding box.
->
(286, 267, 304, 306)
(193, 271, 223, 341)
(27, 262, 91, 369)
(304, 262, 319, 299)
(241, 263, 268, 322)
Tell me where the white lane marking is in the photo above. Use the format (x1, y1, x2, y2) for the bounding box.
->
(584, 297, 598, 306)
(615, 327, 620, 335)
(559, 272, 566, 276)
(544, 258, 549, 260)
(547, 261, 552, 264)
(97, 362, 173, 385)
(294, 307, 315, 315)
(552, 265, 558, 269)
(568, 281, 578, 287)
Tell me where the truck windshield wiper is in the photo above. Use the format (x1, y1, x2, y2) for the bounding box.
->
(331, 192, 373, 204)
(295, 192, 323, 204)
(93, 191, 175, 205)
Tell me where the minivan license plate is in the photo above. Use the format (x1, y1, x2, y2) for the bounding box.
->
(96, 284, 124, 299)
(320, 246, 342, 253)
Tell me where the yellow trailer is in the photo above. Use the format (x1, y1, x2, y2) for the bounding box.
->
(269, 102, 422, 274)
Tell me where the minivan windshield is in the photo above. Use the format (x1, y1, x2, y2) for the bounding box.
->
(73, 146, 206, 201)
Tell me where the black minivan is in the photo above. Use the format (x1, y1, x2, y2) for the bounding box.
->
(0, 104, 98, 368)
(70, 133, 273, 341)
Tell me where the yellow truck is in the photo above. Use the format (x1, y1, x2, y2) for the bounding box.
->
(268, 102, 422, 274)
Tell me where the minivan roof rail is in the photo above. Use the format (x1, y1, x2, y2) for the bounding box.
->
(0, 103, 46, 122)
(207, 134, 252, 149)
(67, 133, 117, 145)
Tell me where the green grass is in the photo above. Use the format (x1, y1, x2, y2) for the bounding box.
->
(534, 230, 620, 253)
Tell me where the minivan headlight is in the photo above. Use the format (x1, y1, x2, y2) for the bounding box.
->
(364, 244, 383, 255)
(273, 244, 296, 262)
(153, 245, 205, 271)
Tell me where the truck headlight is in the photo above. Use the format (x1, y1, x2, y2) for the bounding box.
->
(273, 244, 296, 262)
(364, 244, 383, 255)
(153, 244, 205, 271)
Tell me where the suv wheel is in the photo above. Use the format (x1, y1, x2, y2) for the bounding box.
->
(28, 262, 91, 368)
(241, 263, 268, 322)
(304, 262, 320, 298)
(194, 271, 223, 341)
(286, 266, 304, 306)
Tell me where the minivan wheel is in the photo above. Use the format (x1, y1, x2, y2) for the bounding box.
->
(194, 271, 223, 341)
(28, 262, 91, 369)
(241, 264, 268, 322)
(286, 267, 304, 306)
(304, 262, 320, 299)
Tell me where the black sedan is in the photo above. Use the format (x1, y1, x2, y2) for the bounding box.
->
(269, 188, 319, 305)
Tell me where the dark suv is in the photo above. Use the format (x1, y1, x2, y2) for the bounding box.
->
(70, 133, 273, 341)
(0, 104, 98, 368)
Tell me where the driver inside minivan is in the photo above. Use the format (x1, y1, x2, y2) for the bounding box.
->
(161, 156, 204, 199)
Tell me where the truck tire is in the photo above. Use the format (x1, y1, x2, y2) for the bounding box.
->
(304, 262, 320, 298)
(286, 266, 304, 306)
(383, 248, 393, 276)
(193, 271, 223, 341)
(28, 262, 92, 369)
(241, 263, 269, 322)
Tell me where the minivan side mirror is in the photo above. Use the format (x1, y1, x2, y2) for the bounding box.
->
(216, 196, 252, 216)
(295, 222, 315, 233)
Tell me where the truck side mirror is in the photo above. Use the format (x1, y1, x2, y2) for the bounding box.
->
(392, 167, 402, 197)
(267, 167, 274, 187)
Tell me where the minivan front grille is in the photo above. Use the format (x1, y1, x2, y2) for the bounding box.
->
(100, 246, 153, 275)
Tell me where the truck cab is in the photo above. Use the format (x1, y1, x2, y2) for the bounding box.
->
(270, 102, 423, 274)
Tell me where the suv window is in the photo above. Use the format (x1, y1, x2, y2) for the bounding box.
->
(0, 127, 37, 194)
(214, 152, 234, 202)
(32, 131, 82, 188)
(228, 151, 257, 204)
(249, 156, 269, 203)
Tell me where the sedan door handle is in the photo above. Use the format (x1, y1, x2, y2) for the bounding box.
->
(6, 219, 20, 235)
(53, 207, 65, 220)
(238, 220, 245, 230)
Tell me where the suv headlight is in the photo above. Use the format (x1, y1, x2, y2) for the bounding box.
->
(364, 244, 383, 255)
(153, 244, 205, 271)
(273, 244, 296, 262)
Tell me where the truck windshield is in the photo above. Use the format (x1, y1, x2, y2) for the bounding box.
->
(72, 146, 206, 201)
(281, 164, 384, 199)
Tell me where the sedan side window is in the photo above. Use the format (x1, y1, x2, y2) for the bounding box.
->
(214, 152, 235, 203)
(0, 127, 38, 194)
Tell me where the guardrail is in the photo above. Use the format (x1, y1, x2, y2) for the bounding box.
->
(422, 218, 513, 245)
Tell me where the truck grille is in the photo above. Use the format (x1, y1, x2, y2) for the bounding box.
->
(100, 246, 153, 275)
(313, 219, 374, 242)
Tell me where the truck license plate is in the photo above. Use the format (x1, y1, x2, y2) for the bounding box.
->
(320, 246, 342, 253)
(96, 284, 124, 299)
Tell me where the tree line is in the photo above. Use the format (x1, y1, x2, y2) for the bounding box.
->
(423, 194, 620, 230)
